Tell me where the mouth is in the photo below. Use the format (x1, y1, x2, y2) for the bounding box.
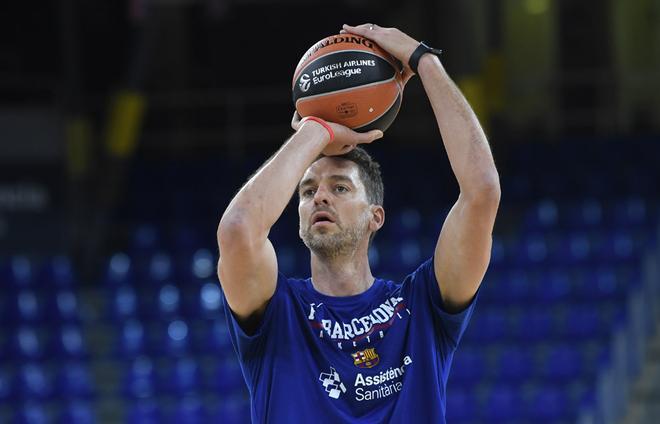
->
(311, 212, 336, 226)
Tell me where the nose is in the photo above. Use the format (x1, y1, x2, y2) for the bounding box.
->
(313, 185, 331, 205)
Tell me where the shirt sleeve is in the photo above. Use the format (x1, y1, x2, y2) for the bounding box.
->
(221, 272, 288, 364)
(406, 257, 479, 349)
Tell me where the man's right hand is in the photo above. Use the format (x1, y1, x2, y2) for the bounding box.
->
(291, 111, 383, 156)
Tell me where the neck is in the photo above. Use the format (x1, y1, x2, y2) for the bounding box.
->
(310, 249, 374, 297)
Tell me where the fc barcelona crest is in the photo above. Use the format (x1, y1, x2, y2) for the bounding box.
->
(352, 348, 380, 369)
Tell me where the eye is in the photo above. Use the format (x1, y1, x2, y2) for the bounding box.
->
(335, 185, 349, 193)
(302, 188, 316, 197)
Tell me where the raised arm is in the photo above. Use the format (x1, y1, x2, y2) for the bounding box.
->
(217, 115, 382, 326)
(343, 24, 500, 312)
(418, 54, 500, 312)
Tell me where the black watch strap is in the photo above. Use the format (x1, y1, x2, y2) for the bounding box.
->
(408, 42, 443, 74)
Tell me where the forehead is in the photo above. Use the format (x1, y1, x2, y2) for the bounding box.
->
(300, 157, 362, 187)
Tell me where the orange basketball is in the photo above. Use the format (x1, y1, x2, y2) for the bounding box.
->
(292, 34, 404, 132)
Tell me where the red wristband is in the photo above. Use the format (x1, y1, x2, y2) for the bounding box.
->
(300, 116, 334, 143)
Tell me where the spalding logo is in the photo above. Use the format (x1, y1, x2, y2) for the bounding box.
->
(299, 74, 311, 92)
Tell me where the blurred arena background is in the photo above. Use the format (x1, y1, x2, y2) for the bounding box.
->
(1, 0, 660, 423)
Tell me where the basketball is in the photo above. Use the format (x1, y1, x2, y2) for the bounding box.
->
(292, 34, 404, 132)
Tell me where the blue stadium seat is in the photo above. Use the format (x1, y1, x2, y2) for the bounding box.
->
(275, 245, 299, 277)
(169, 396, 209, 424)
(196, 282, 224, 319)
(12, 290, 44, 324)
(574, 268, 626, 301)
(131, 224, 162, 255)
(483, 270, 535, 306)
(16, 363, 53, 400)
(47, 290, 81, 323)
(127, 400, 162, 424)
(367, 244, 381, 273)
(201, 320, 232, 355)
(12, 326, 44, 361)
(2, 256, 36, 291)
(596, 232, 638, 264)
(480, 384, 522, 422)
(109, 285, 139, 322)
(535, 270, 573, 304)
(468, 308, 510, 343)
(536, 344, 583, 382)
(0, 367, 13, 403)
(154, 319, 191, 357)
(525, 386, 570, 422)
(564, 199, 604, 230)
(13, 401, 50, 424)
(123, 357, 156, 399)
(163, 357, 201, 395)
(58, 401, 96, 424)
(558, 305, 607, 340)
(156, 284, 182, 319)
(523, 199, 559, 231)
(187, 248, 216, 282)
(206, 357, 244, 393)
(143, 252, 174, 285)
(168, 226, 204, 255)
(448, 347, 486, 385)
(556, 232, 594, 265)
(515, 233, 552, 266)
(445, 387, 476, 423)
(397, 239, 424, 271)
(55, 362, 95, 399)
(609, 197, 650, 228)
(116, 319, 147, 359)
(50, 325, 88, 359)
(510, 308, 555, 342)
(379, 239, 425, 275)
(387, 208, 422, 238)
(104, 253, 134, 287)
(209, 397, 250, 424)
(491, 346, 534, 382)
(488, 236, 509, 270)
(38, 255, 76, 289)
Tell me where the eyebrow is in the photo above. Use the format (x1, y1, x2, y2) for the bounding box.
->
(298, 174, 356, 190)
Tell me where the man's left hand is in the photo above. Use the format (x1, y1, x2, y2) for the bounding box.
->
(341, 23, 420, 85)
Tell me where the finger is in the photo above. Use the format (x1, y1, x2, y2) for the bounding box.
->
(356, 130, 384, 144)
(291, 111, 301, 130)
(402, 68, 415, 85)
(342, 23, 377, 38)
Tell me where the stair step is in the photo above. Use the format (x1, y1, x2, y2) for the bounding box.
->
(621, 315, 660, 424)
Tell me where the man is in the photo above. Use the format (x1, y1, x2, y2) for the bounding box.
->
(217, 23, 500, 423)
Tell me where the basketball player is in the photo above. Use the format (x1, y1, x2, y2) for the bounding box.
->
(217, 24, 500, 422)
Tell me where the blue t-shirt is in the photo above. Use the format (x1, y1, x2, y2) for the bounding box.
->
(222, 258, 478, 423)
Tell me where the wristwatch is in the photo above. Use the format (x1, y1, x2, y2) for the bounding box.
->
(408, 42, 443, 74)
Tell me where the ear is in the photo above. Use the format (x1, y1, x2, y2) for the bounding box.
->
(369, 205, 385, 232)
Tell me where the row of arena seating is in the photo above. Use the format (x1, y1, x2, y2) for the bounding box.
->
(1, 307, 617, 363)
(0, 280, 627, 328)
(0, 357, 243, 400)
(118, 197, 653, 252)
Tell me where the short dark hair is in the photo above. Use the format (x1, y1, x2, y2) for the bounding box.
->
(334, 147, 384, 244)
(334, 147, 384, 207)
